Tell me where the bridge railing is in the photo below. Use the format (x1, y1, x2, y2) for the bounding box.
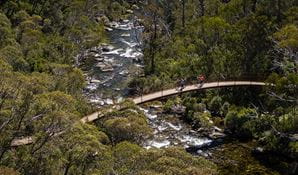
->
(134, 73, 268, 104)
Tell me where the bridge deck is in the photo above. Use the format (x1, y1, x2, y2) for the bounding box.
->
(11, 81, 267, 146)
(133, 81, 266, 104)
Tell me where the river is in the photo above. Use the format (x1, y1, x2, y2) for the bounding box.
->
(81, 18, 144, 106)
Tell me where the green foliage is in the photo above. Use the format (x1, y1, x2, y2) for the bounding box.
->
(163, 99, 175, 112)
(289, 141, 298, 154)
(56, 123, 113, 175)
(193, 112, 213, 129)
(102, 109, 152, 144)
(274, 24, 298, 52)
(277, 110, 298, 133)
(109, 1, 126, 21)
(211, 142, 280, 175)
(208, 95, 223, 114)
(112, 146, 218, 175)
(113, 141, 143, 174)
(220, 101, 230, 116)
(224, 107, 257, 137)
(0, 1, 103, 173)
(0, 13, 15, 47)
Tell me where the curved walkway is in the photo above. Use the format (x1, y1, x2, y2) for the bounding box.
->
(11, 81, 267, 146)
(133, 81, 266, 104)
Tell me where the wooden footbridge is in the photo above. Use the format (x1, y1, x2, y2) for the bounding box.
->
(11, 80, 268, 146)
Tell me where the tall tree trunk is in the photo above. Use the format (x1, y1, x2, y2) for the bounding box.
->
(277, 0, 282, 23)
(151, 14, 157, 74)
(182, 0, 185, 30)
(242, 0, 248, 16)
(64, 157, 73, 175)
(252, 0, 257, 13)
(64, 164, 71, 175)
(199, 0, 205, 16)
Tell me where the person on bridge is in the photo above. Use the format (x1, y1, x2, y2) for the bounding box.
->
(197, 74, 205, 87)
(177, 78, 186, 91)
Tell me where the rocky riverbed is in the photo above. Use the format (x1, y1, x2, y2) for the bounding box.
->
(80, 17, 144, 106)
(140, 106, 224, 154)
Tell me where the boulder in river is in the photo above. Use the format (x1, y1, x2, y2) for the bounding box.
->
(89, 47, 100, 53)
(95, 62, 114, 72)
(209, 132, 226, 139)
(126, 9, 134, 14)
(119, 70, 129, 76)
(132, 5, 140, 10)
(94, 53, 104, 61)
(121, 19, 130, 23)
(109, 21, 119, 28)
(95, 57, 104, 62)
(102, 46, 111, 52)
(90, 79, 101, 83)
(104, 27, 113, 32)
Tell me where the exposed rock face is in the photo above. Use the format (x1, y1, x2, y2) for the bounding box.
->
(95, 62, 114, 72)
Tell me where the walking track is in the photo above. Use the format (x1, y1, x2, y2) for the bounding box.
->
(11, 81, 267, 146)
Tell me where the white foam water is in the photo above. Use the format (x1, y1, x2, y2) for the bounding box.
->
(102, 48, 124, 55)
(105, 99, 114, 105)
(121, 33, 131, 37)
(86, 83, 98, 91)
(145, 140, 171, 149)
(120, 38, 138, 47)
(89, 98, 105, 106)
(178, 135, 212, 148)
(167, 122, 182, 131)
(120, 48, 143, 58)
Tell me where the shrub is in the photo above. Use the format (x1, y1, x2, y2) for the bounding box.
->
(224, 107, 257, 138)
(103, 113, 152, 144)
(208, 96, 223, 115)
(163, 99, 175, 112)
(193, 112, 213, 129)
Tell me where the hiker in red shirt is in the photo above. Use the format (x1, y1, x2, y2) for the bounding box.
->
(197, 74, 205, 87)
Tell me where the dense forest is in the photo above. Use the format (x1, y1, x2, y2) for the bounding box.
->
(0, 0, 297, 175)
